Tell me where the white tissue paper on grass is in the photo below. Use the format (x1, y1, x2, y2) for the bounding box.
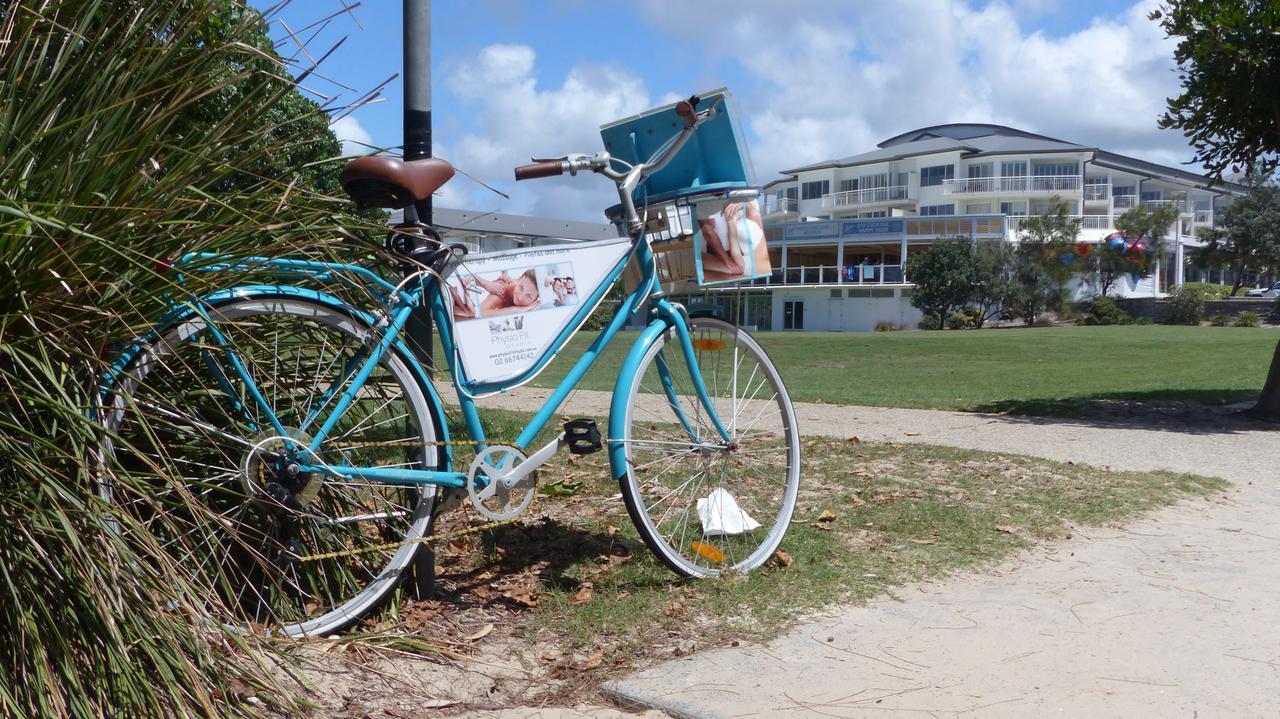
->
(697, 488, 761, 536)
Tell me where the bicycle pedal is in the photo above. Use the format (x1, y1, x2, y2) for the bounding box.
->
(564, 419, 602, 455)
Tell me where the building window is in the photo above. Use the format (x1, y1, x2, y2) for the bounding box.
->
(920, 165, 954, 187)
(1141, 190, 1162, 202)
(920, 204, 955, 216)
(839, 178, 859, 193)
(1001, 160, 1027, 177)
(966, 203, 992, 214)
(859, 210, 888, 218)
(1000, 201, 1027, 215)
(1113, 185, 1135, 196)
(967, 163, 993, 178)
(1033, 162, 1077, 176)
(801, 180, 830, 201)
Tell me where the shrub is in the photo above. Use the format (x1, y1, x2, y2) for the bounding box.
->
(946, 308, 983, 329)
(1135, 316, 1154, 325)
(874, 320, 903, 332)
(1180, 281, 1234, 300)
(918, 314, 943, 330)
(1163, 285, 1208, 324)
(1083, 297, 1133, 325)
(1235, 311, 1263, 327)
(1271, 296, 1280, 322)
(1210, 314, 1233, 326)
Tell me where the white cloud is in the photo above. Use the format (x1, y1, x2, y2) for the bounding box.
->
(435, 1, 1195, 220)
(438, 44, 653, 221)
(637, 0, 1191, 183)
(330, 114, 374, 156)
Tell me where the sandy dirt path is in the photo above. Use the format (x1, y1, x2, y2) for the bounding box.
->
(463, 387, 1280, 718)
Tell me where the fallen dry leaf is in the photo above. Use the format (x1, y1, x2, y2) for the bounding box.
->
(850, 494, 866, 507)
(994, 525, 1017, 534)
(767, 549, 794, 568)
(570, 582, 594, 606)
(816, 510, 837, 523)
(464, 623, 494, 641)
(908, 537, 937, 545)
(905, 431, 922, 437)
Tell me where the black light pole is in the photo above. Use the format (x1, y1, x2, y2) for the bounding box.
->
(403, 0, 436, 598)
(403, 0, 433, 371)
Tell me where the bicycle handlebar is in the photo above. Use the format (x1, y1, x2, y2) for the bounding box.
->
(513, 160, 565, 181)
(512, 94, 720, 233)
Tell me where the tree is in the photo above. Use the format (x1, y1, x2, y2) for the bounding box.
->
(1152, 1, 1280, 178)
(970, 239, 1016, 327)
(1193, 179, 1280, 294)
(906, 237, 974, 324)
(1152, 1, 1280, 416)
(1088, 203, 1180, 297)
(1004, 197, 1080, 324)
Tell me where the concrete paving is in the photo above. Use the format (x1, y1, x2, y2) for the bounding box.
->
(473, 388, 1280, 718)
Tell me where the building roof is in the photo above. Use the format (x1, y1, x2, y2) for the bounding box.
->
(773, 123, 1243, 195)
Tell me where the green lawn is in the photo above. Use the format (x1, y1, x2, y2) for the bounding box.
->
(493, 324, 1279, 414)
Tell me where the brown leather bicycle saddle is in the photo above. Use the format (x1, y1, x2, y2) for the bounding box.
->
(339, 156, 455, 209)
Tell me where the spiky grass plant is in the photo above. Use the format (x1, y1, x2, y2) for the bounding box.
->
(0, 1, 390, 715)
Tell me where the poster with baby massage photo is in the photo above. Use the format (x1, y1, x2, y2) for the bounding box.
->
(693, 196, 771, 285)
(444, 239, 631, 385)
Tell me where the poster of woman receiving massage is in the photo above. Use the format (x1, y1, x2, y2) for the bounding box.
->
(444, 240, 629, 386)
(694, 196, 771, 285)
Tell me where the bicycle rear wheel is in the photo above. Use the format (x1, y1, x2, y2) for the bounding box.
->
(99, 295, 444, 637)
(618, 316, 800, 577)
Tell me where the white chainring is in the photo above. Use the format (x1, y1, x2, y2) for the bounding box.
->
(467, 445, 535, 521)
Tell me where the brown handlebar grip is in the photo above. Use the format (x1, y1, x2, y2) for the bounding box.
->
(514, 161, 564, 180)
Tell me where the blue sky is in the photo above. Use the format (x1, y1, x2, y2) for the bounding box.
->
(253, 0, 1190, 221)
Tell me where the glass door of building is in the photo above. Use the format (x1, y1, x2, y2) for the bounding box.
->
(783, 300, 805, 330)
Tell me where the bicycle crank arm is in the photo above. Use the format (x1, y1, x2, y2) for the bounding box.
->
(494, 432, 565, 489)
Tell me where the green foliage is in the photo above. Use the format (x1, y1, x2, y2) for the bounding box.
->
(1003, 198, 1079, 324)
(970, 239, 1016, 327)
(1164, 284, 1209, 325)
(945, 308, 983, 330)
(905, 237, 975, 321)
(1135, 316, 1155, 325)
(1271, 296, 1280, 321)
(1083, 297, 1134, 326)
(1193, 180, 1280, 294)
(917, 314, 943, 331)
(1087, 204, 1179, 297)
(0, 2, 380, 716)
(1181, 282, 1234, 300)
(873, 320, 904, 332)
(1151, 1, 1280, 177)
(1210, 314, 1234, 326)
(1235, 310, 1263, 327)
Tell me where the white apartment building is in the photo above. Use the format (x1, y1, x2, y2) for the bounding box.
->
(707, 123, 1247, 331)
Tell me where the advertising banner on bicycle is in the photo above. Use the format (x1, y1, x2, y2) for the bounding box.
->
(444, 238, 631, 386)
(692, 193, 770, 286)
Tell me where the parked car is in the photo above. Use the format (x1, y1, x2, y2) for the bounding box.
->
(1246, 282, 1280, 297)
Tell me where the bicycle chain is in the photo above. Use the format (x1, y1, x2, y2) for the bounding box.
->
(298, 435, 533, 563)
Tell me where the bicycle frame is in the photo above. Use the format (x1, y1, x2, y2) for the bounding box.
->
(162, 233, 732, 492)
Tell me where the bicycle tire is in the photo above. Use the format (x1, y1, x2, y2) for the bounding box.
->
(99, 294, 445, 637)
(618, 316, 800, 577)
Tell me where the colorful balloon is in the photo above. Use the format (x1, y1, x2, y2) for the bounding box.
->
(1061, 253, 1075, 266)
(1076, 242, 1090, 256)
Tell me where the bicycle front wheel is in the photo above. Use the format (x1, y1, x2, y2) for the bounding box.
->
(618, 316, 800, 577)
(99, 295, 444, 637)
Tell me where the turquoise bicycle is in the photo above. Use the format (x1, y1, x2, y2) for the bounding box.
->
(98, 96, 800, 637)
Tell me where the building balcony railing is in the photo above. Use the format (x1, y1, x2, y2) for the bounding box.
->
(821, 185, 911, 210)
(1113, 194, 1137, 209)
(1083, 183, 1110, 201)
(1008, 214, 1111, 230)
(1194, 209, 1212, 225)
(740, 264, 907, 287)
(942, 175, 1082, 195)
(763, 196, 798, 215)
